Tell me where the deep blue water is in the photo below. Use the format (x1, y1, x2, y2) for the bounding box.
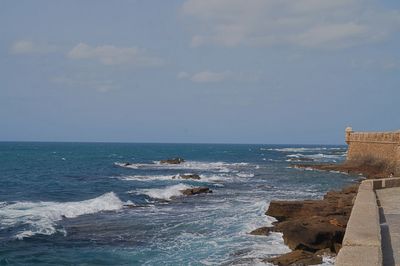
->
(0, 142, 355, 265)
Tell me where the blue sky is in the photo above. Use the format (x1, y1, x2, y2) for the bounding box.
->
(1, 0, 400, 144)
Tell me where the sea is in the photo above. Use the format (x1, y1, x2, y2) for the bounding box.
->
(0, 142, 356, 265)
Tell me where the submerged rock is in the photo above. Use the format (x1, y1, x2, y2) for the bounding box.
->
(264, 249, 322, 266)
(180, 187, 212, 196)
(160, 157, 185, 164)
(249, 226, 273, 236)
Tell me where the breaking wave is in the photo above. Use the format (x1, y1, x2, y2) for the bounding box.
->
(134, 184, 193, 201)
(0, 192, 124, 239)
(115, 161, 249, 173)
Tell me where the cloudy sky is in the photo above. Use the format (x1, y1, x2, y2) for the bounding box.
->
(1, 0, 400, 144)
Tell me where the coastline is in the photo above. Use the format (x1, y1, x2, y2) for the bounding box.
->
(258, 160, 392, 265)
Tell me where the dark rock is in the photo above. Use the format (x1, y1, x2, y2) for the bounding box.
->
(123, 162, 132, 166)
(180, 187, 212, 196)
(249, 226, 273, 236)
(160, 157, 185, 164)
(273, 216, 346, 252)
(173, 174, 201, 180)
(264, 250, 322, 266)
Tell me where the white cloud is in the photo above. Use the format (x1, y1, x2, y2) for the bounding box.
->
(10, 40, 57, 54)
(178, 70, 261, 83)
(51, 75, 118, 93)
(67, 43, 163, 66)
(178, 70, 231, 83)
(191, 71, 230, 82)
(182, 0, 400, 49)
(177, 71, 190, 79)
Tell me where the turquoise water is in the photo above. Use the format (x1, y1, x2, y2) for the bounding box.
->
(0, 143, 354, 265)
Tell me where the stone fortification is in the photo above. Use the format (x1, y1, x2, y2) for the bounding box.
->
(345, 127, 400, 175)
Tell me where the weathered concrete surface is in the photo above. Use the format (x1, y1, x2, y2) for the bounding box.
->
(335, 246, 382, 266)
(376, 187, 400, 265)
(336, 180, 382, 266)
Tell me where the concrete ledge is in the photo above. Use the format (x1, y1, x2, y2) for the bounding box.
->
(342, 189, 381, 247)
(336, 246, 382, 266)
(336, 180, 382, 266)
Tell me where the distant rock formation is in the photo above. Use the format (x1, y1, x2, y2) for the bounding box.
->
(180, 187, 212, 196)
(160, 157, 185, 164)
(173, 174, 201, 180)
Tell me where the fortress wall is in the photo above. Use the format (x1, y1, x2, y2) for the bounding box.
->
(345, 128, 400, 175)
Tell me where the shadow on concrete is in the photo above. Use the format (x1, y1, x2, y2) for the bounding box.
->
(379, 205, 395, 266)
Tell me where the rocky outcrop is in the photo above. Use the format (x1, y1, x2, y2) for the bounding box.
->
(294, 159, 393, 179)
(249, 226, 273, 236)
(260, 184, 358, 265)
(180, 187, 212, 196)
(160, 157, 185, 164)
(264, 250, 322, 266)
(173, 174, 201, 180)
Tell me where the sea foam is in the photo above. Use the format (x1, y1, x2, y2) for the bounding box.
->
(0, 192, 124, 239)
(134, 183, 192, 201)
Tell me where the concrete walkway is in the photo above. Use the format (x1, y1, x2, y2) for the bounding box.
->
(376, 187, 400, 266)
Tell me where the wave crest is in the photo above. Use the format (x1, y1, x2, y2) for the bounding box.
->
(0, 192, 124, 239)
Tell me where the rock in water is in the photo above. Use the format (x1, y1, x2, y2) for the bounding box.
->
(249, 226, 273, 236)
(173, 174, 201, 180)
(160, 157, 185, 164)
(180, 187, 212, 196)
(264, 250, 322, 266)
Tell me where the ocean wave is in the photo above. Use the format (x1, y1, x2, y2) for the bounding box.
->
(133, 183, 193, 201)
(117, 173, 228, 183)
(114, 161, 248, 173)
(237, 173, 255, 178)
(285, 153, 345, 162)
(0, 192, 124, 239)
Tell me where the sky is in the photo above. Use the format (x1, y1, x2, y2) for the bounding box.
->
(1, 0, 400, 144)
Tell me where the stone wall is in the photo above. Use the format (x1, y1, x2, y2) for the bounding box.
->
(345, 127, 400, 175)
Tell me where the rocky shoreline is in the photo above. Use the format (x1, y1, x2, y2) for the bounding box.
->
(256, 160, 393, 265)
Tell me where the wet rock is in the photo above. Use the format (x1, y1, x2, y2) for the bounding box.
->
(264, 250, 322, 266)
(160, 157, 185, 164)
(266, 184, 358, 254)
(123, 162, 132, 166)
(173, 174, 201, 180)
(180, 187, 212, 196)
(249, 226, 273, 236)
(273, 216, 346, 252)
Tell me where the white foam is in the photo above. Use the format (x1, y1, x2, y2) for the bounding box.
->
(135, 183, 193, 201)
(264, 147, 345, 152)
(0, 192, 124, 239)
(115, 161, 248, 173)
(116, 173, 231, 183)
(237, 173, 255, 178)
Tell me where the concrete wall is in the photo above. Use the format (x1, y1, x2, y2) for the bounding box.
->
(345, 128, 400, 175)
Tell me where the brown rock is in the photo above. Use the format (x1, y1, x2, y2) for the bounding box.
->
(315, 248, 335, 257)
(273, 216, 345, 251)
(174, 174, 201, 180)
(249, 226, 273, 236)
(160, 157, 185, 164)
(264, 250, 322, 266)
(266, 184, 358, 254)
(180, 187, 212, 196)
